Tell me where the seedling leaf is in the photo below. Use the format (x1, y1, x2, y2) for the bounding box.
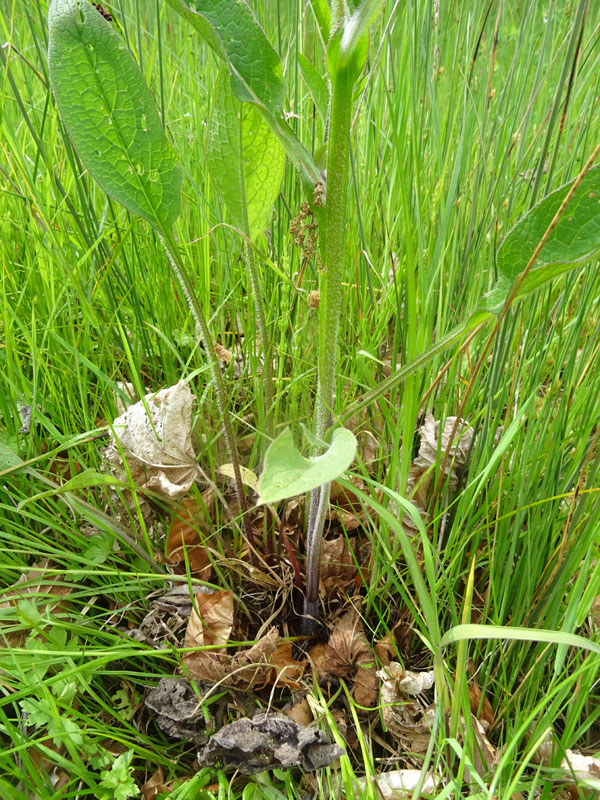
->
(257, 428, 357, 505)
(48, 0, 181, 230)
(207, 69, 285, 240)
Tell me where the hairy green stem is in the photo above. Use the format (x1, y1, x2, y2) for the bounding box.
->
(159, 227, 256, 557)
(303, 67, 354, 631)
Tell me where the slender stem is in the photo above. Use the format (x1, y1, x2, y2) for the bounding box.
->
(159, 227, 256, 557)
(303, 67, 354, 630)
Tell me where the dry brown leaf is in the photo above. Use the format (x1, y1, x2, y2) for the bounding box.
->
(184, 591, 233, 652)
(167, 497, 212, 578)
(469, 682, 494, 729)
(104, 380, 199, 499)
(320, 536, 358, 595)
(329, 480, 366, 531)
(309, 608, 378, 707)
(141, 767, 171, 799)
(284, 697, 313, 727)
(269, 641, 305, 687)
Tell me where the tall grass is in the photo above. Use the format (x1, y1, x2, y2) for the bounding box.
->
(1, 0, 599, 797)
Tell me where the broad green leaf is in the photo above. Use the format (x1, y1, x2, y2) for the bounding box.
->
(165, 0, 320, 185)
(257, 427, 357, 505)
(48, 0, 181, 231)
(486, 164, 600, 311)
(309, 0, 331, 43)
(0, 440, 22, 473)
(298, 53, 329, 126)
(207, 69, 285, 240)
(164, 0, 284, 114)
(328, 0, 384, 80)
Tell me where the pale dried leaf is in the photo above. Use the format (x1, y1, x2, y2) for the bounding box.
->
(414, 410, 474, 489)
(104, 380, 199, 499)
(357, 769, 438, 797)
(561, 750, 600, 782)
(378, 663, 435, 754)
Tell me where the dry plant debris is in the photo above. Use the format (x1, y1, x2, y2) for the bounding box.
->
(144, 677, 209, 746)
(414, 410, 474, 490)
(377, 663, 436, 755)
(309, 607, 378, 707)
(104, 380, 199, 500)
(199, 712, 344, 774)
(356, 768, 439, 797)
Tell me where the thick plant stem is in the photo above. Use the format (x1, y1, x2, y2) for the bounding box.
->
(303, 68, 354, 631)
(160, 228, 256, 557)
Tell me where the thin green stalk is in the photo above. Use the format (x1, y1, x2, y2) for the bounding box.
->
(159, 227, 256, 556)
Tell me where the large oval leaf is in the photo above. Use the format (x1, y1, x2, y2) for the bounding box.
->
(207, 69, 285, 240)
(257, 427, 357, 506)
(48, 0, 181, 230)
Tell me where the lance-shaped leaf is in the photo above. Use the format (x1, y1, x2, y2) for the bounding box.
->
(257, 428, 357, 506)
(48, 0, 181, 231)
(207, 69, 285, 240)
(486, 164, 600, 311)
(165, 0, 320, 185)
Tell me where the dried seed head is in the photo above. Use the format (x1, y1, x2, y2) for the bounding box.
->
(308, 290, 320, 309)
(313, 181, 326, 207)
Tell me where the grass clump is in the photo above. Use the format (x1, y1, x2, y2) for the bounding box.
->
(1, 1, 600, 798)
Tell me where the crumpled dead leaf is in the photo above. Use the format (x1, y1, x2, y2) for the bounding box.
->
(144, 677, 209, 746)
(414, 410, 474, 490)
(378, 663, 435, 754)
(320, 536, 358, 595)
(104, 380, 199, 499)
(126, 584, 201, 648)
(183, 592, 304, 689)
(309, 608, 378, 707)
(199, 712, 344, 774)
(167, 497, 212, 578)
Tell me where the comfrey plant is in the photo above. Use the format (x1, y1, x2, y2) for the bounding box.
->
(47, 0, 600, 635)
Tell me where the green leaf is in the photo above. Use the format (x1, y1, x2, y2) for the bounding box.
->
(165, 0, 320, 185)
(298, 54, 329, 126)
(17, 468, 127, 509)
(257, 427, 357, 505)
(0, 440, 22, 473)
(164, 0, 284, 114)
(207, 69, 285, 240)
(486, 164, 600, 311)
(48, 0, 181, 231)
(328, 0, 384, 81)
(99, 750, 140, 800)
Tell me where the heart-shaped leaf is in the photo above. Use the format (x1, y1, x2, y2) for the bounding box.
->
(257, 428, 357, 506)
(48, 0, 181, 231)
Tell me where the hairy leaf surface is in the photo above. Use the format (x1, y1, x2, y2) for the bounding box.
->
(48, 0, 181, 230)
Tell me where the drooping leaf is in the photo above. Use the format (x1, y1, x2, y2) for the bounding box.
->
(164, 0, 284, 114)
(257, 427, 357, 505)
(48, 0, 181, 231)
(486, 164, 600, 311)
(207, 69, 285, 240)
(165, 0, 320, 185)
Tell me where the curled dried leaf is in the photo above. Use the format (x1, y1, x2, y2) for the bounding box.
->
(104, 380, 199, 499)
(378, 663, 435, 754)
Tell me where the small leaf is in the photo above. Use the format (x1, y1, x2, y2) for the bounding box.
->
(257, 428, 357, 505)
(207, 69, 285, 240)
(48, 0, 181, 231)
(18, 469, 126, 509)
